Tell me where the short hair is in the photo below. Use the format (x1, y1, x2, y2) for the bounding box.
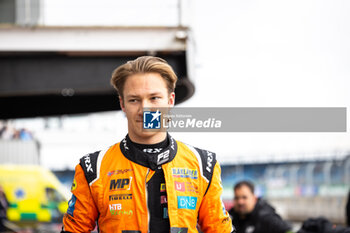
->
(110, 56, 178, 98)
(234, 180, 255, 194)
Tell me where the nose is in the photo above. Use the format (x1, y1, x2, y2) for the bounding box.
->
(138, 99, 150, 115)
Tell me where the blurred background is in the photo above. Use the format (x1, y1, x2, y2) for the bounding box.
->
(0, 0, 349, 232)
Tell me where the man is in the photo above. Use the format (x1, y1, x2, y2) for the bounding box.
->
(0, 185, 9, 232)
(61, 56, 234, 233)
(347, 189, 350, 227)
(228, 181, 291, 233)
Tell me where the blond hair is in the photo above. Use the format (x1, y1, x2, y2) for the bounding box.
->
(110, 56, 178, 98)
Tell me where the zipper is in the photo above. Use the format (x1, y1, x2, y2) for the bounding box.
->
(145, 168, 150, 233)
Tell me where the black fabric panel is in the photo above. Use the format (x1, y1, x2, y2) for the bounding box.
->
(194, 147, 217, 195)
(79, 151, 100, 184)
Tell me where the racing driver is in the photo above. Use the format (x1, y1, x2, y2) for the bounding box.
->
(61, 56, 234, 233)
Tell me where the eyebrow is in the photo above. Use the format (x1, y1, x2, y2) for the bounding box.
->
(149, 92, 163, 96)
(125, 92, 163, 99)
(125, 95, 140, 99)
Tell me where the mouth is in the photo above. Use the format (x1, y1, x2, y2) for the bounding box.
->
(136, 120, 144, 125)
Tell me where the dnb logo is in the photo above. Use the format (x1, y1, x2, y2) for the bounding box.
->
(67, 194, 77, 217)
(177, 196, 197, 210)
(143, 110, 161, 129)
(110, 177, 132, 191)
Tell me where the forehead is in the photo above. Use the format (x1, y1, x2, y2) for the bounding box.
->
(123, 72, 168, 96)
(235, 185, 254, 196)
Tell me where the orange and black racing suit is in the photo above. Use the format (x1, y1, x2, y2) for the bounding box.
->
(62, 134, 234, 233)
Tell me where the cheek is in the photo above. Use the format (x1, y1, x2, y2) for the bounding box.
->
(123, 104, 136, 116)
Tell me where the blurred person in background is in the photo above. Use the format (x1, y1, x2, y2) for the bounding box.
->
(297, 217, 350, 233)
(229, 180, 292, 233)
(0, 185, 9, 232)
(61, 56, 234, 233)
(347, 190, 350, 227)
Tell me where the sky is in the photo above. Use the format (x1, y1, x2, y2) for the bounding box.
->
(10, 0, 350, 169)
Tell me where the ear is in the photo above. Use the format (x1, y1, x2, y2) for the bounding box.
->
(168, 92, 175, 107)
(119, 96, 125, 112)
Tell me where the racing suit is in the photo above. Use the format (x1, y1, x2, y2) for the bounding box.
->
(62, 134, 234, 233)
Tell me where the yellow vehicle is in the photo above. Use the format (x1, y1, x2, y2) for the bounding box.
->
(0, 164, 69, 223)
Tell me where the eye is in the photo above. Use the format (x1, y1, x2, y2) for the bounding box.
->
(128, 99, 138, 103)
(151, 96, 161, 100)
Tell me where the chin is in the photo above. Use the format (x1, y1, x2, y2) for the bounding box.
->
(136, 128, 160, 138)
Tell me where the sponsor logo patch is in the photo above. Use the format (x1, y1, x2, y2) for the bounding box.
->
(109, 203, 133, 216)
(157, 150, 170, 165)
(109, 194, 133, 201)
(205, 151, 214, 173)
(172, 168, 198, 179)
(110, 209, 133, 216)
(163, 207, 168, 219)
(174, 181, 199, 193)
(175, 181, 185, 192)
(177, 196, 197, 210)
(160, 195, 167, 204)
(143, 148, 163, 154)
(83, 155, 93, 172)
(185, 182, 199, 193)
(108, 169, 133, 176)
(109, 203, 122, 211)
(160, 183, 166, 192)
(71, 178, 77, 192)
(109, 177, 132, 191)
(170, 227, 188, 233)
(67, 194, 77, 217)
(122, 138, 129, 150)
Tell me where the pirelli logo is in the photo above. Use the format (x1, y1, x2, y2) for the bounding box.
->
(109, 194, 133, 201)
(109, 177, 132, 191)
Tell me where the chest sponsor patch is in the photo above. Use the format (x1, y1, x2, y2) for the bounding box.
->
(174, 181, 199, 193)
(160, 183, 166, 192)
(109, 194, 133, 201)
(177, 196, 197, 210)
(172, 168, 198, 179)
(108, 169, 133, 176)
(109, 177, 132, 191)
(175, 181, 185, 192)
(160, 195, 167, 204)
(109, 203, 133, 216)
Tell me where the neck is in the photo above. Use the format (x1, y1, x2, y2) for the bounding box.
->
(128, 132, 167, 145)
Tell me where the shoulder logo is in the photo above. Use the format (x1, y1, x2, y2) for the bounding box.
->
(71, 178, 77, 192)
(205, 150, 213, 173)
(83, 155, 93, 172)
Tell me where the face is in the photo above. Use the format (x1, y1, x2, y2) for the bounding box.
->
(120, 72, 175, 143)
(233, 185, 257, 216)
